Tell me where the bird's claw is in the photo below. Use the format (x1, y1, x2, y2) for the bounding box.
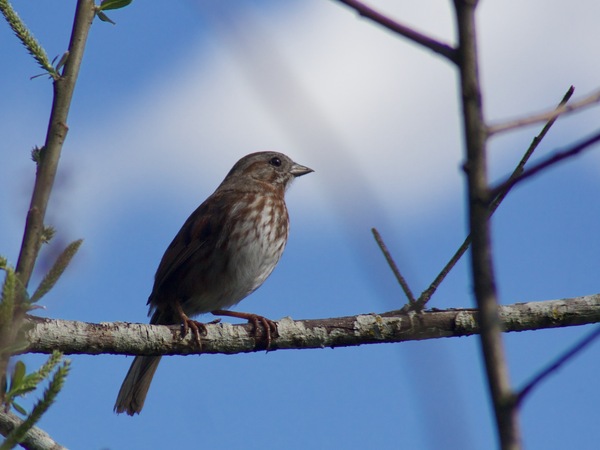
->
(211, 309, 278, 349)
(180, 318, 207, 350)
(175, 300, 207, 349)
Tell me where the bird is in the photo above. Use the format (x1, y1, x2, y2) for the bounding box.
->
(114, 151, 313, 415)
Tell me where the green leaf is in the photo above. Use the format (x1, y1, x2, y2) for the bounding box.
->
(16, 351, 63, 397)
(9, 361, 26, 392)
(7, 384, 37, 401)
(0, 268, 16, 328)
(4, 353, 65, 420)
(99, 0, 133, 11)
(28, 351, 62, 383)
(96, 11, 116, 24)
(30, 239, 82, 303)
(1, 357, 71, 449)
(12, 402, 27, 416)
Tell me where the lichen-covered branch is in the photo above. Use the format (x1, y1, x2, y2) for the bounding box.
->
(20, 295, 600, 356)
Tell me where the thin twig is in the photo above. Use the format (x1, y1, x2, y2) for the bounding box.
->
(335, 0, 458, 64)
(516, 325, 600, 407)
(488, 87, 575, 209)
(490, 129, 600, 201)
(416, 86, 575, 309)
(371, 228, 416, 305)
(417, 236, 471, 308)
(488, 88, 600, 135)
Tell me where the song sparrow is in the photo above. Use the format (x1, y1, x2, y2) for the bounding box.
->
(114, 151, 312, 415)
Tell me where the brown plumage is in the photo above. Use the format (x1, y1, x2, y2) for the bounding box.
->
(114, 152, 312, 415)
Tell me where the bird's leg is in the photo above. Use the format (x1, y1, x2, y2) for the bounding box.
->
(173, 299, 207, 349)
(211, 310, 278, 349)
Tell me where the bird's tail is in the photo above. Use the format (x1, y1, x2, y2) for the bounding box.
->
(114, 355, 162, 415)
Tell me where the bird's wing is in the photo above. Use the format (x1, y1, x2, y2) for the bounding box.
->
(149, 192, 229, 300)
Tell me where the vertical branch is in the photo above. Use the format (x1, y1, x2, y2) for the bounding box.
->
(15, 0, 96, 288)
(1, 0, 96, 404)
(453, 1, 520, 449)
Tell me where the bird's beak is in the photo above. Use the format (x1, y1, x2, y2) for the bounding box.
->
(290, 163, 314, 177)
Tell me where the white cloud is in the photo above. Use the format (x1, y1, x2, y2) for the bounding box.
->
(47, 1, 600, 234)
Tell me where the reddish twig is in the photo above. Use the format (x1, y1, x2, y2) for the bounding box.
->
(488, 89, 600, 135)
(335, 0, 458, 63)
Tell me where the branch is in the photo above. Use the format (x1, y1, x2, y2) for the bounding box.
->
(371, 228, 416, 305)
(0, 410, 66, 450)
(15, 0, 96, 288)
(416, 86, 575, 308)
(490, 129, 600, 201)
(515, 324, 600, 407)
(488, 89, 600, 135)
(487, 87, 574, 208)
(0, 0, 96, 416)
(334, 0, 458, 63)
(19, 295, 600, 356)
(453, 0, 520, 447)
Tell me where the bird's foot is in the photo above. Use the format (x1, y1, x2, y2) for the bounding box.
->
(211, 309, 277, 349)
(174, 300, 209, 349)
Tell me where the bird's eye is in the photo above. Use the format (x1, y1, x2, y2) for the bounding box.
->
(269, 157, 282, 167)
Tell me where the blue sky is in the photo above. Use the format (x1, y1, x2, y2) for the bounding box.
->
(2, 1, 600, 449)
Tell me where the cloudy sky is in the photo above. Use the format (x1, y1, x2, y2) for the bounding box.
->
(2, 1, 600, 449)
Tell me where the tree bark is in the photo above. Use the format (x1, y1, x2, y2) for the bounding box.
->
(21, 295, 600, 356)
